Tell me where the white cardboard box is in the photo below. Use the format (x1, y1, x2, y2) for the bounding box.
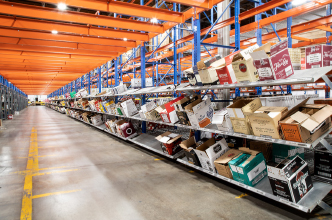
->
(121, 99, 138, 116)
(212, 109, 233, 132)
(194, 138, 230, 173)
(186, 99, 214, 128)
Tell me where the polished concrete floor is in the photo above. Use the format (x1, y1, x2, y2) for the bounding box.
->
(0, 106, 331, 220)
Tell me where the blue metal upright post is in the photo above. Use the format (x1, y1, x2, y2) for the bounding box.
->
(141, 42, 146, 133)
(88, 72, 91, 94)
(287, 3, 292, 48)
(255, 0, 262, 46)
(98, 67, 102, 93)
(327, 4, 331, 45)
(193, 13, 201, 65)
(234, 0, 240, 51)
(173, 3, 178, 85)
(114, 58, 119, 86)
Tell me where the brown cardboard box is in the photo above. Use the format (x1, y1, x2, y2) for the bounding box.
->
(214, 149, 242, 179)
(280, 99, 332, 143)
(179, 136, 201, 166)
(249, 141, 273, 161)
(248, 106, 288, 139)
(226, 98, 262, 134)
(232, 44, 259, 83)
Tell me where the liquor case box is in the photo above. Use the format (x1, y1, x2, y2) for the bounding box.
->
(156, 132, 183, 155)
(212, 109, 233, 132)
(214, 149, 242, 179)
(314, 148, 332, 179)
(267, 156, 313, 203)
(272, 143, 304, 163)
(305, 45, 332, 69)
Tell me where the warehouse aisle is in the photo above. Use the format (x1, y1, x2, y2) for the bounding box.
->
(0, 106, 327, 220)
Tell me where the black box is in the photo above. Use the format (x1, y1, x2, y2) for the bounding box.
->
(314, 149, 332, 179)
(267, 156, 313, 203)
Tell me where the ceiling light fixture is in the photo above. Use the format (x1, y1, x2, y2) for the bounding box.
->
(51, 30, 58, 34)
(292, 0, 306, 6)
(123, 38, 127, 41)
(151, 18, 158, 24)
(57, 3, 67, 10)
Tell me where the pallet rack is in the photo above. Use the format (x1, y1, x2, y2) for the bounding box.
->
(0, 76, 28, 120)
(46, 66, 332, 214)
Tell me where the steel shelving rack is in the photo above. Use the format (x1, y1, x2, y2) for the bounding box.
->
(46, 0, 332, 215)
(0, 75, 28, 120)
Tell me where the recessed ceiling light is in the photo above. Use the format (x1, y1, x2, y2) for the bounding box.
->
(123, 38, 127, 41)
(51, 30, 58, 34)
(151, 18, 158, 24)
(58, 3, 67, 10)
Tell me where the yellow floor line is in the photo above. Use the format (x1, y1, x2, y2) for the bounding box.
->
(33, 169, 79, 176)
(18, 155, 56, 159)
(13, 166, 68, 175)
(235, 193, 249, 199)
(20, 127, 38, 220)
(31, 189, 81, 199)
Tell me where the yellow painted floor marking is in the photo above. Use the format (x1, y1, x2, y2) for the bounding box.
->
(18, 155, 56, 159)
(19, 128, 80, 220)
(154, 158, 164, 161)
(33, 169, 79, 176)
(20, 127, 38, 220)
(189, 170, 195, 173)
(31, 189, 81, 199)
(13, 166, 68, 175)
(235, 193, 249, 199)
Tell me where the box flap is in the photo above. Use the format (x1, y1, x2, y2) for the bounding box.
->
(280, 98, 310, 121)
(290, 111, 310, 124)
(250, 50, 269, 60)
(239, 147, 260, 156)
(242, 98, 262, 114)
(179, 136, 197, 151)
(196, 137, 216, 152)
(214, 149, 242, 165)
(311, 105, 332, 123)
(205, 139, 229, 159)
(210, 58, 226, 69)
(155, 131, 182, 144)
(155, 104, 166, 113)
(184, 97, 203, 111)
(253, 43, 271, 54)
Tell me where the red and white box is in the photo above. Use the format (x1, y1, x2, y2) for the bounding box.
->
(156, 96, 185, 124)
(305, 45, 332, 69)
(211, 51, 239, 85)
(270, 40, 294, 80)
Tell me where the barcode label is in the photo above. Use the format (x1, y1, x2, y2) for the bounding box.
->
(312, 65, 320, 68)
(318, 171, 331, 178)
(285, 66, 292, 76)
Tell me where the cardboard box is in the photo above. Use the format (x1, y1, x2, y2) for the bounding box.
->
(156, 132, 183, 155)
(194, 138, 230, 173)
(185, 68, 203, 86)
(175, 96, 202, 126)
(232, 44, 259, 83)
(229, 147, 267, 187)
(248, 106, 288, 139)
(145, 108, 161, 121)
(156, 96, 185, 124)
(212, 109, 233, 132)
(214, 149, 242, 179)
(179, 137, 201, 167)
(146, 78, 153, 87)
(131, 78, 141, 88)
(305, 45, 332, 69)
(226, 98, 262, 135)
(289, 48, 301, 70)
(186, 98, 214, 128)
(225, 136, 244, 148)
(314, 149, 332, 179)
(199, 68, 219, 85)
(267, 156, 313, 203)
(280, 99, 332, 143)
(272, 143, 304, 163)
(270, 41, 294, 80)
(118, 121, 137, 138)
(250, 43, 275, 81)
(212, 51, 240, 85)
(249, 141, 273, 162)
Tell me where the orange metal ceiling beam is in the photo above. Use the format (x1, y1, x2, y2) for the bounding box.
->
(162, 0, 210, 9)
(229, 0, 332, 36)
(0, 44, 117, 57)
(0, 61, 99, 69)
(0, 16, 148, 42)
(0, 2, 164, 34)
(0, 53, 106, 66)
(34, 0, 184, 23)
(0, 36, 129, 53)
(0, 66, 90, 73)
(0, 57, 104, 66)
(0, 28, 137, 47)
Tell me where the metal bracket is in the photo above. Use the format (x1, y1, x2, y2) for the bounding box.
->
(317, 200, 332, 215)
(319, 139, 332, 153)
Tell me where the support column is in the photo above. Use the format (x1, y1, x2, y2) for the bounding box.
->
(217, 0, 230, 56)
(141, 42, 146, 133)
(193, 13, 201, 65)
(98, 67, 102, 93)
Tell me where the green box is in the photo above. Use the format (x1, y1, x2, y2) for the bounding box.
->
(272, 143, 304, 163)
(229, 153, 250, 180)
(70, 91, 76, 98)
(229, 148, 268, 187)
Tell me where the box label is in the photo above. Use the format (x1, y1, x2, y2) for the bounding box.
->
(248, 160, 266, 181)
(281, 124, 302, 143)
(270, 49, 294, 80)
